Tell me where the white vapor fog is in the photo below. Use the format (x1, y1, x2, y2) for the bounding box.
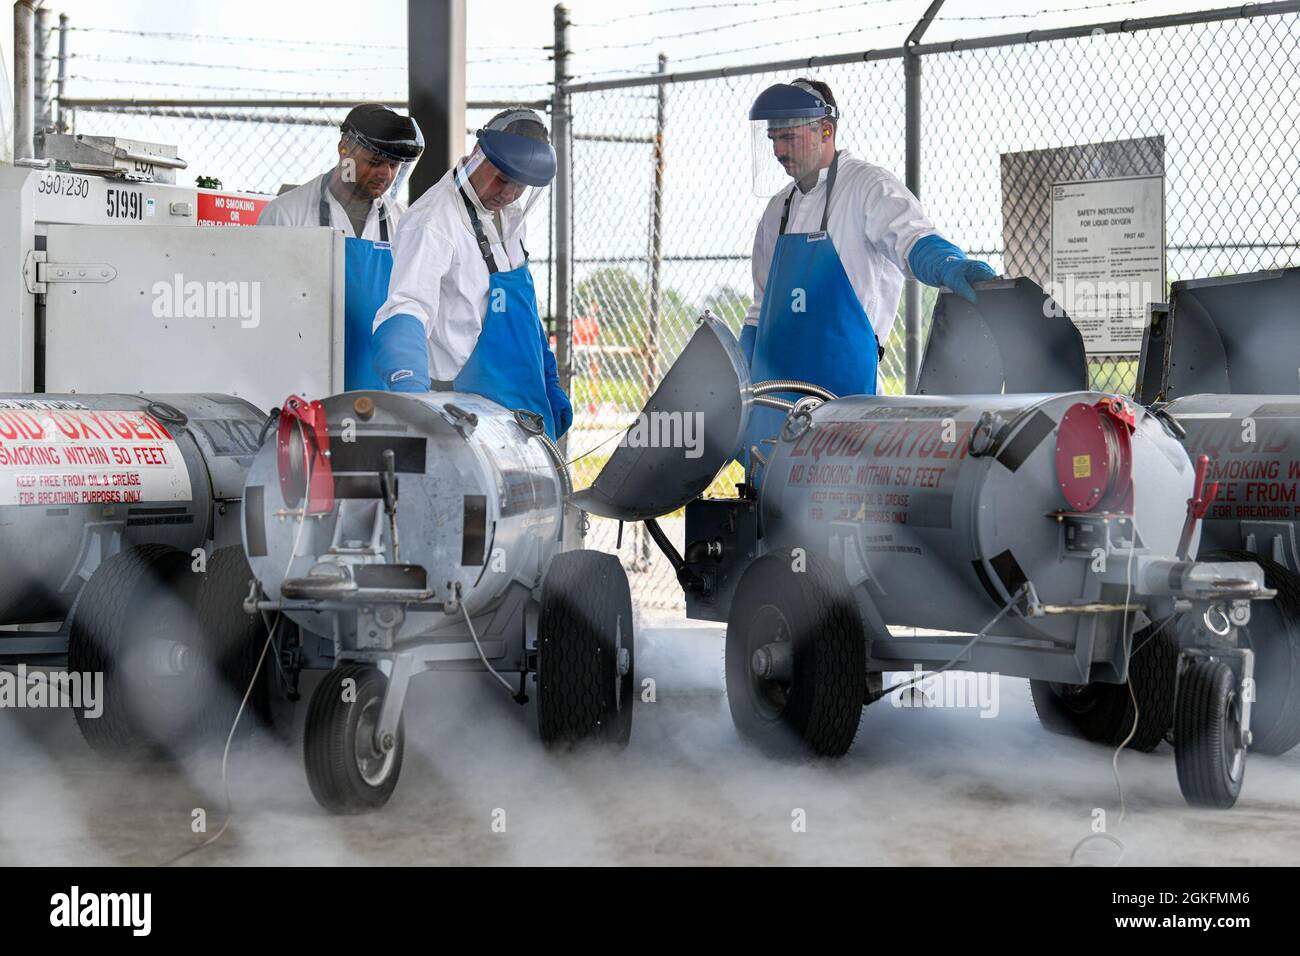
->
(1, 611, 1297, 866)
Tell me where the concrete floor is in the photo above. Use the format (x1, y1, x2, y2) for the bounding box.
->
(2, 614, 1298, 866)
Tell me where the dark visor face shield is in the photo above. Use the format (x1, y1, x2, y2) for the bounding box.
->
(338, 114, 424, 207)
(457, 110, 556, 239)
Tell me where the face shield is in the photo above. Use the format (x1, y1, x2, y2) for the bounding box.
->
(332, 112, 424, 220)
(457, 110, 556, 241)
(748, 82, 839, 197)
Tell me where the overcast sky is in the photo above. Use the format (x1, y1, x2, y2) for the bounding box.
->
(1, 0, 1220, 111)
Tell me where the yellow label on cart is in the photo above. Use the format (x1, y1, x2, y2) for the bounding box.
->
(1072, 454, 1092, 479)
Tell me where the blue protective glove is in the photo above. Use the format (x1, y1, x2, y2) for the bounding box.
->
(540, 325, 573, 438)
(371, 314, 431, 393)
(907, 234, 998, 304)
(738, 322, 757, 368)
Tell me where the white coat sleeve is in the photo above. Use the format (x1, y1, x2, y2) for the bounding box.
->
(860, 169, 939, 280)
(744, 208, 777, 328)
(374, 221, 453, 344)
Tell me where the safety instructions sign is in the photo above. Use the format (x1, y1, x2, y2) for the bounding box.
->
(1050, 175, 1165, 354)
(0, 406, 192, 507)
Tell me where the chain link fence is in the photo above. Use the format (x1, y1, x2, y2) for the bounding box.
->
(47, 5, 1300, 613)
(63, 102, 557, 312)
(562, 3, 1300, 609)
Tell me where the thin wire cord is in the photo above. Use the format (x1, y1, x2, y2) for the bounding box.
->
(162, 418, 311, 866)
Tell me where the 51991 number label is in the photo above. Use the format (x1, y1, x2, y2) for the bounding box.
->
(105, 187, 144, 220)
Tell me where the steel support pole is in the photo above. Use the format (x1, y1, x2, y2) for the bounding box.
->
(552, 3, 573, 453)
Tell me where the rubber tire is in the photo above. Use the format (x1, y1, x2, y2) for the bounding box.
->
(1174, 659, 1246, 809)
(536, 550, 635, 747)
(303, 664, 404, 814)
(1200, 550, 1300, 756)
(1028, 622, 1179, 752)
(725, 548, 865, 757)
(191, 546, 278, 738)
(68, 544, 208, 757)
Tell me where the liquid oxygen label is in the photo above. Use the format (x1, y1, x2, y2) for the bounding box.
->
(0, 408, 192, 506)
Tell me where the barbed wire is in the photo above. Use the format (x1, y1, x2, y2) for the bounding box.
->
(68, 25, 405, 52)
(566, 62, 668, 82)
(937, 0, 1169, 23)
(67, 24, 546, 65)
(70, 53, 406, 75)
(64, 74, 405, 98)
(575, 0, 914, 51)
(587, 16, 920, 71)
(575, 0, 867, 28)
(566, 0, 1176, 78)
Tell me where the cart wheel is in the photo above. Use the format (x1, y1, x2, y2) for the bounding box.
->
(1174, 659, 1246, 809)
(68, 544, 221, 757)
(537, 550, 635, 746)
(1028, 622, 1178, 752)
(192, 546, 280, 737)
(1201, 550, 1300, 755)
(725, 548, 864, 757)
(303, 664, 403, 813)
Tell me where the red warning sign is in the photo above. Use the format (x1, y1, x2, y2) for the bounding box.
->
(197, 191, 269, 227)
(0, 408, 192, 506)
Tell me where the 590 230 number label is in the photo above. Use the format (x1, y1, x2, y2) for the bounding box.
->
(36, 172, 90, 198)
(105, 187, 144, 220)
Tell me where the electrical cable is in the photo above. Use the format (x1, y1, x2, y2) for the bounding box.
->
(1069, 440, 1147, 866)
(883, 583, 1031, 701)
(460, 601, 516, 695)
(162, 419, 312, 866)
(564, 427, 625, 466)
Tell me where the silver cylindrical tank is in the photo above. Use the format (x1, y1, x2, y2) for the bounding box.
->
(0, 393, 265, 623)
(758, 391, 1196, 642)
(1165, 394, 1300, 556)
(242, 391, 564, 636)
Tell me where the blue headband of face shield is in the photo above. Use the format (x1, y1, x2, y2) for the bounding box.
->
(749, 83, 839, 128)
(475, 127, 557, 187)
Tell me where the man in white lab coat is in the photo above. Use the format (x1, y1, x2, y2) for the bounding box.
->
(739, 78, 997, 466)
(259, 104, 423, 390)
(370, 108, 571, 441)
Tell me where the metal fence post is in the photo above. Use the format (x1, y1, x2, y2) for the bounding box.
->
(552, 3, 574, 452)
(55, 13, 69, 133)
(646, 54, 668, 405)
(13, 0, 35, 161)
(33, 3, 50, 132)
(903, 0, 945, 393)
(639, 52, 669, 570)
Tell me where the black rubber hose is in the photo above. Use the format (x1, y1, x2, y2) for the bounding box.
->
(256, 407, 282, 450)
(644, 519, 705, 592)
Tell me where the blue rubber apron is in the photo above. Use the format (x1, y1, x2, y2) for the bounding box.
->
(321, 180, 392, 391)
(742, 153, 880, 475)
(451, 184, 557, 440)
